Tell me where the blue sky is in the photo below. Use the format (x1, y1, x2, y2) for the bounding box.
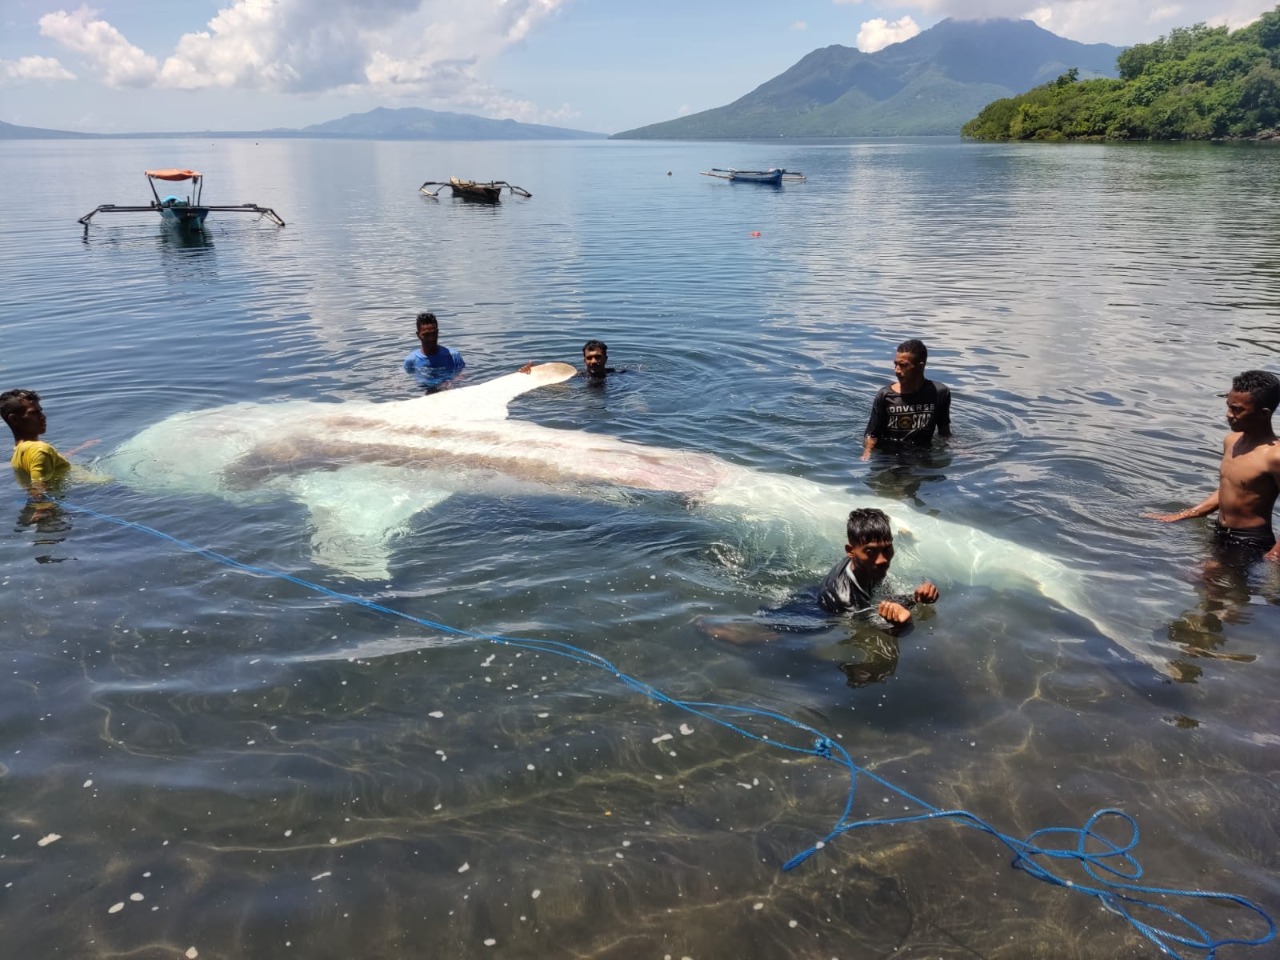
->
(2, 1, 1276, 134)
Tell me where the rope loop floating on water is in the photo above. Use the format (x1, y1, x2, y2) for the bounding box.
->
(59, 499, 1276, 960)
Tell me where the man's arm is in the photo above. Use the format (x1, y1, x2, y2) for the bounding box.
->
(1147, 490, 1220, 523)
(936, 385, 952, 439)
(861, 391, 887, 461)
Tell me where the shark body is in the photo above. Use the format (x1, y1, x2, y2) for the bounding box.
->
(104, 362, 1118, 648)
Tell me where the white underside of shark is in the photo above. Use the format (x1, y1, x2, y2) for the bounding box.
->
(104, 362, 1127, 653)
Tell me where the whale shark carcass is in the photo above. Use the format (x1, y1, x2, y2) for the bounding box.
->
(104, 362, 1113, 640)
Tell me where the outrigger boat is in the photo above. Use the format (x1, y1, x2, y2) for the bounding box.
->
(700, 167, 805, 185)
(78, 169, 286, 232)
(418, 177, 532, 204)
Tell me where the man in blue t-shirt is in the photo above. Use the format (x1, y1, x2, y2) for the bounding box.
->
(403, 312, 465, 393)
(861, 338, 951, 460)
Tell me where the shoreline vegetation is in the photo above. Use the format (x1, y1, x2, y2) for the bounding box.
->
(963, 6, 1280, 142)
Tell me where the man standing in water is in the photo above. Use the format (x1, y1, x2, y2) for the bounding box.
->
(861, 339, 951, 460)
(403, 312, 465, 393)
(1149, 370, 1280, 561)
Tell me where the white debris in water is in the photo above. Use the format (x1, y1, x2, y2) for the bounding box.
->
(481, 654, 496, 667)
(284, 829, 292, 837)
(753, 902, 764, 911)
(737, 783, 752, 790)
(329, 837, 337, 845)
(531, 889, 541, 899)
(614, 852, 623, 859)
(428, 711, 444, 719)
(37, 834, 61, 847)
(526, 764, 535, 771)
(483, 939, 497, 947)
(434, 804, 443, 811)
(679, 724, 694, 736)
(108, 902, 124, 914)
(537, 712, 549, 718)
(83, 780, 93, 788)
(457, 862, 470, 874)
(312, 872, 331, 881)
(622, 840, 631, 848)
(129, 892, 144, 902)
(186, 949, 199, 959)
(788, 920, 798, 928)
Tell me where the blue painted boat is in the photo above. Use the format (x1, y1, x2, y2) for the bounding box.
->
(78, 169, 285, 232)
(700, 167, 805, 185)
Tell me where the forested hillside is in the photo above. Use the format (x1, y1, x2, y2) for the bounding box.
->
(963, 7, 1280, 140)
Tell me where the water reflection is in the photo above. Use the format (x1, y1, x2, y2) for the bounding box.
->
(1163, 548, 1279, 682)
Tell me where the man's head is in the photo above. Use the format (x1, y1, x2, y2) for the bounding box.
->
(1226, 370, 1280, 432)
(894, 339, 928, 390)
(1, 389, 46, 441)
(844, 507, 895, 588)
(415, 312, 439, 354)
(583, 339, 609, 378)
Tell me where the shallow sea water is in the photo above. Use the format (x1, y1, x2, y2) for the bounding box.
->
(0, 137, 1278, 959)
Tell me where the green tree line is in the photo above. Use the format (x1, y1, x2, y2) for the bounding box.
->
(963, 6, 1280, 140)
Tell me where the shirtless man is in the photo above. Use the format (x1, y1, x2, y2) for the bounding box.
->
(1149, 370, 1280, 561)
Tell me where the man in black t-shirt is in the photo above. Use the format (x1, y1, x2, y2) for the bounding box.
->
(861, 338, 951, 460)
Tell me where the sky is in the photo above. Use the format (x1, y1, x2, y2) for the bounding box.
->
(1, 0, 1276, 135)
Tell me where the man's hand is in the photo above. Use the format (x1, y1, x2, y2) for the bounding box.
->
(66, 438, 102, 458)
(878, 600, 912, 625)
(1145, 510, 1190, 522)
(914, 581, 939, 603)
(1265, 546, 1280, 563)
(518, 362, 534, 374)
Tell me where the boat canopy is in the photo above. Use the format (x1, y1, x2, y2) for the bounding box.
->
(145, 169, 202, 181)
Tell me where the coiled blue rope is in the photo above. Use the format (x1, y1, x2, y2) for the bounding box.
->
(60, 500, 1276, 959)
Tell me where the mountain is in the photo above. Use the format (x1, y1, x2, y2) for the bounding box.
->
(295, 107, 604, 139)
(0, 108, 605, 141)
(0, 119, 102, 139)
(612, 18, 1124, 139)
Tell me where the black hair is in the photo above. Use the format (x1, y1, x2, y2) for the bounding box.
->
(583, 339, 608, 355)
(1232, 370, 1280, 412)
(0, 388, 40, 427)
(415, 312, 438, 329)
(897, 339, 927, 364)
(846, 507, 893, 546)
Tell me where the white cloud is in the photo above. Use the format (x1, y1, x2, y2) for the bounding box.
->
(0, 56, 76, 83)
(38, 6, 158, 87)
(850, 2, 1276, 45)
(34, 1, 571, 118)
(791, 20, 808, 31)
(856, 16, 921, 52)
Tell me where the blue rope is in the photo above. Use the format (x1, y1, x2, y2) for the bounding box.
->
(60, 500, 1276, 959)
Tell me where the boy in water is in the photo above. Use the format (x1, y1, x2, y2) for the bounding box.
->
(1148, 369, 1280, 561)
(819, 507, 940, 623)
(698, 506, 939, 647)
(862, 338, 951, 460)
(403, 312, 466, 393)
(2, 389, 98, 509)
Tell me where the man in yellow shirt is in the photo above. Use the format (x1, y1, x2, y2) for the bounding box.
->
(2, 389, 98, 505)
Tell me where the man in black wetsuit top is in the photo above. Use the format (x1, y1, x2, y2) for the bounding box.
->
(818, 507, 939, 624)
(861, 339, 951, 460)
(582, 339, 616, 380)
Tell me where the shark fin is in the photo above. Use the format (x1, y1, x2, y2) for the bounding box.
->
(277, 465, 454, 580)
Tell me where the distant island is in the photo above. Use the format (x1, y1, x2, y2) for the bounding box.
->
(612, 18, 1123, 139)
(964, 7, 1280, 140)
(0, 107, 606, 142)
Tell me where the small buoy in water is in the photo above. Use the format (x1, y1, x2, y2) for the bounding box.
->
(750, 231, 762, 238)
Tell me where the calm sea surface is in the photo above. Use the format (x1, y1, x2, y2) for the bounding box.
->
(1, 138, 1278, 959)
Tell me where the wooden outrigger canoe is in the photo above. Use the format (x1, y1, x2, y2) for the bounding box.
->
(78, 169, 285, 232)
(419, 177, 532, 204)
(700, 167, 805, 185)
